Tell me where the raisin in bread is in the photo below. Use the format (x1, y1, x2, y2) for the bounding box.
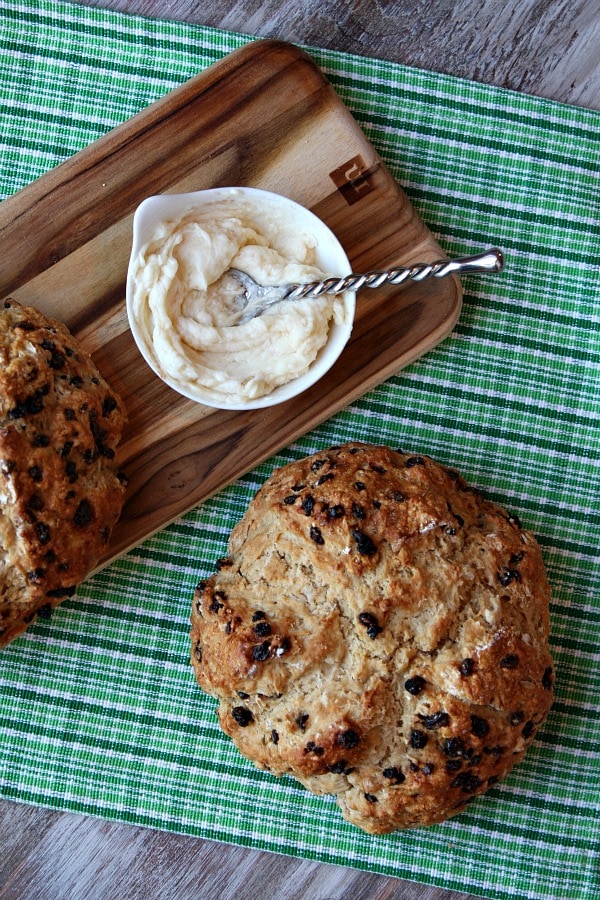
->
(190, 442, 554, 833)
(0, 298, 127, 648)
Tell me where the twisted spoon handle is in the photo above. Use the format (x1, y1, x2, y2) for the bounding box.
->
(288, 248, 504, 300)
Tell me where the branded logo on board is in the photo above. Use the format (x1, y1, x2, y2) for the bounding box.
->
(329, 155, 375, 204)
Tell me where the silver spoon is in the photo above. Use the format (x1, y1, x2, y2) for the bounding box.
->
(228, 247, 504, 325)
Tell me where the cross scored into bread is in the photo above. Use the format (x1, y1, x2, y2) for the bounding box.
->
(191, 442, 554, 833)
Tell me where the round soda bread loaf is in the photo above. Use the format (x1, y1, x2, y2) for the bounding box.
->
(190, 442, 554, 833)
(0, 298, 128, 648)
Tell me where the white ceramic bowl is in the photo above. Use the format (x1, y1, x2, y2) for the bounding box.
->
(126, 187, 354, 410)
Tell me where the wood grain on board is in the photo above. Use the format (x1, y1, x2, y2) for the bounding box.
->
(0, 38, 461, 565)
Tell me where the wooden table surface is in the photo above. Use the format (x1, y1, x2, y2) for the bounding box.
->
(1, 2, 598, 898)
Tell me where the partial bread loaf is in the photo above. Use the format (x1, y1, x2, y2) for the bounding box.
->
(0, 298, 127, 648)
(190, 442, 554, 833)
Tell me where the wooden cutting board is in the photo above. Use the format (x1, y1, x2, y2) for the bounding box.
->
(0, 39, 461, 567)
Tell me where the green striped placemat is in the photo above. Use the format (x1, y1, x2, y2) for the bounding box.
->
(1, 2, 599, 898)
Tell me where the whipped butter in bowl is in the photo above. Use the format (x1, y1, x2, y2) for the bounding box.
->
(126, 187, 355, 410)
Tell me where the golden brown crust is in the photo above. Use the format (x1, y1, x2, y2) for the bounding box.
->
(0, 298, 128, 647)
(190, 442, 554, 833)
